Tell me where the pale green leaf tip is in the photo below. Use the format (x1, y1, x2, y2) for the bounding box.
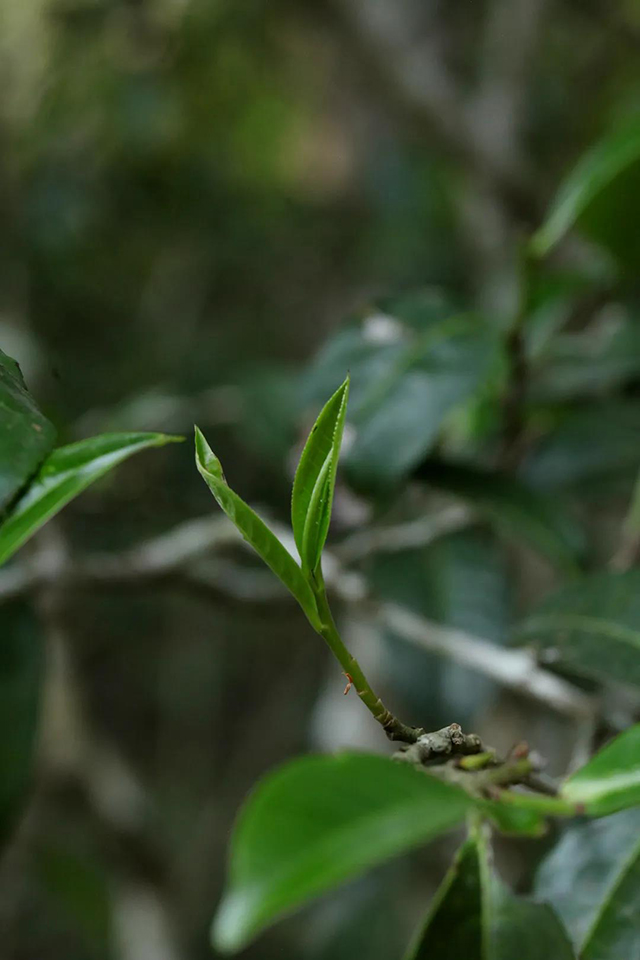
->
(194, 425, 223, 480)
(211, 893, 252, 955)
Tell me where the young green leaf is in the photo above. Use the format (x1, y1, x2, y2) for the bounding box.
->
(194, 426, 321, 630)
(561, 724, 640, 816)
(0, 348, 56, 516)
(535, 809, 640, 956)
(405, 831, 575, 960)
(0, 432, 181, 567)
(291, 376, 349, 574)
(515, 570, 640, 688)
(531, 118, 640, 260)
(212, 754, 473, 954)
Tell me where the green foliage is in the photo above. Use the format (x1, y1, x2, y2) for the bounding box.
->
(0, 433, 182, 566)
(515, 571, 640, 687)
(212, 754, 473, 953)
(194, 425, 322, 630)
(406, 831, 574, 960)
(535, 809, 640, 956)
(531, 117, 640, 267)
(561, 724, 640, 816)
(291, 376, 349, 574)
(0, 348, 56, 516)
(0, 352, 180, 869)
(303, 302, 502, 489)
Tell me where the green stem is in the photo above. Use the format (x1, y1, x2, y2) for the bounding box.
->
(492, 788, 576, 817)
(312, 570, 423, 743)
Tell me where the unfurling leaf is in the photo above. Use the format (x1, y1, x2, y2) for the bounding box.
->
(194, 426, 321, 630)
(291, 376, 349, 574)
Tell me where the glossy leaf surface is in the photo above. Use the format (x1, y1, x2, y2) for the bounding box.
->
(406, 832, 574, 959)
(535, 808, 640, 955)
(195, 427, 320, 629)
(291, 376, 348, 573)
(561, 724, 640, 815)
(515, 570, 640, 687)
(0, 432, 180, 566)
(212, 754, 472, 953)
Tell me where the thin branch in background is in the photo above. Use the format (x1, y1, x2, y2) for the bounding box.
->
(0, 513, 605, 724)
(379, 602, 599, 721)
(335, 503, 473, 563)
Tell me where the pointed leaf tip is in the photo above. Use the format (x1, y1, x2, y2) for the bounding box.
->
(291, 375, 349, 573)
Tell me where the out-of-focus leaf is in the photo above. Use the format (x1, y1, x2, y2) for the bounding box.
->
(534, 808, 640, 953)
(531, 117, 640, 263)
(491, 881, 575, 960)
(301, 290, 460, 407)
(211, 754, 472, 953)
(372, 528, 511, 730)
(421, 460, 585, 571)
(303, 301, 501, 489)
(515, 570, 640, 688)
(306, 870, 406, 960)
(530, 312, 640, 402)
(561, 724, 640, 815)
(522, 401, 640, 492)
(195, 427, 321, 629)
(406, 831, 574, 959)
(291, 376, 349, 574)
(404, 837, 483, 960)
(0, 432, 181, 566)
(0, 347, 56, 515)
(479, 799, 547, 837)
(0, 601, 43, 850)
(346, 319, 501, 488)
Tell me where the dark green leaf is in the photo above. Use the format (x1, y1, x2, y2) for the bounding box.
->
(346, 320, 501, 488)
(535, 808, 640, 954)
(404, 838, 484, 960)
(561, 724, 640, 815)
(531, 118, 640, 261)
(291, 376, 349, 574)
(515, 570, 640, 688)
(423, 461, 585, 572)
(0, 347, 56, 516)
(530, 314, 640, 402)
(522, 401, 640, 492)
(304, 306, 501, 490)
(195, 426, 320, 630)
(212, 754, 472, 953)
(406, 831, 574, 960)
(490, 881, 575, 960)
(0, 432, 181, 567)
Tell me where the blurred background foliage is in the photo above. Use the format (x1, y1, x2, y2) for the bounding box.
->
(3, 0, 640, 957)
